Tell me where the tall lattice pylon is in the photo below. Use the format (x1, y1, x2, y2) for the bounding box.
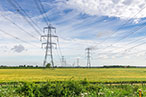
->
(41, 24, 58, 67)
(85, 48, 92, 67)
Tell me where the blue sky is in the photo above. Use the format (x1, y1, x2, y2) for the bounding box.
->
(1, 0, 146, 66)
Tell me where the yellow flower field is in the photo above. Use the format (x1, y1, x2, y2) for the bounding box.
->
(0, 68, 146, 82)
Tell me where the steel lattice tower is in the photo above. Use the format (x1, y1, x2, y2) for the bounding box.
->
(85, 48, 92, 67)
(61, 56, 66, 67)
(41, 24, 58, 67)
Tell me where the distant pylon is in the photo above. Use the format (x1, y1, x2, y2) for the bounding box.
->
(61, 56, 66, 67)
(41, 24, 58, 67)
(72, 61, 75, 67)
(77, 57, 80, 67)
(85, 48, 92, 67)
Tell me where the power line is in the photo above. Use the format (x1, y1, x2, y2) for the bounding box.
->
(124, 29, 146, 46)
(52, 28, 63, 60)
(99, 24, 146, 51)
(98, 39, 146, 58)
(114, 25, 146, 43)
(57, 38, 63, 57)
(0, 29, 40, 48)
(13, 0, 43, 32)
(53, 37, 63, 66)
(6, 0, 42, 36)
(34, 0, 49, 26)
(101, 32, 146, 55)
(125, 41, 146, 52)
(92, 5, 146, 49)
(130, 49, 146, 56)
(55, 48, 62, 66)
(0, 13, 40, 41)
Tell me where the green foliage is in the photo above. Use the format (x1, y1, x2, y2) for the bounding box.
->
(66, 81, 83, 96)
(1, 81, 146, 97)
(80, 78, 89, 86)
(46, 63, 51, 68)
(17, 82, 42, 97)
(0, 84, 20, 97)
(16, 81, 84, 97)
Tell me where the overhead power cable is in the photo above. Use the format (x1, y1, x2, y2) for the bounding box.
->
(99, 24, 146, 51)
(55, 48, 63, 66)
(57, 38, 63, 57)
(126, 36, 146, 45)
(125, 41, 146, 52)
(34, 0, 49, 26)
(0, 13, 40, 41)
(114, 25, 146, 43)
(0, 29, 40, 48)
(6, 0, 42, 36)
(92, 5, 146, 49)
(100, 39, 146, 57)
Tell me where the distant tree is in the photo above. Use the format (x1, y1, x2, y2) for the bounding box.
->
(46, 63, 51, 68)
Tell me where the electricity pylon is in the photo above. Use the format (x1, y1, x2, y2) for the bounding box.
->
(61, 56, 66, 67)
(41, 24, 58, 67)
(72, 61, 75, 67)
(85, 48, 92, 67)
(77, 57, 80, 67)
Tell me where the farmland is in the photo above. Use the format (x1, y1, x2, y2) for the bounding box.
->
(1, 68, 146, 96)
(0, 68, 146, 82)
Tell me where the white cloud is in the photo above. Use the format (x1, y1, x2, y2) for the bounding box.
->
(11, 44, 26, 53)
(1, 0, 146, 66)
(133, 18, 141, 24)
(66, 0, 146, 19)
(96, 31, 114, 38)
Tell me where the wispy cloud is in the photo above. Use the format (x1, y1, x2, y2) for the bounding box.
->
(0, 0, 146, 66)
(65, 0, 146, 19)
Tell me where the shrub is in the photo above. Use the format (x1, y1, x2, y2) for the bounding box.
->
(46, 63, 51, 68)
(16, 82, 42, 97)
(15, 81, 142, 97)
